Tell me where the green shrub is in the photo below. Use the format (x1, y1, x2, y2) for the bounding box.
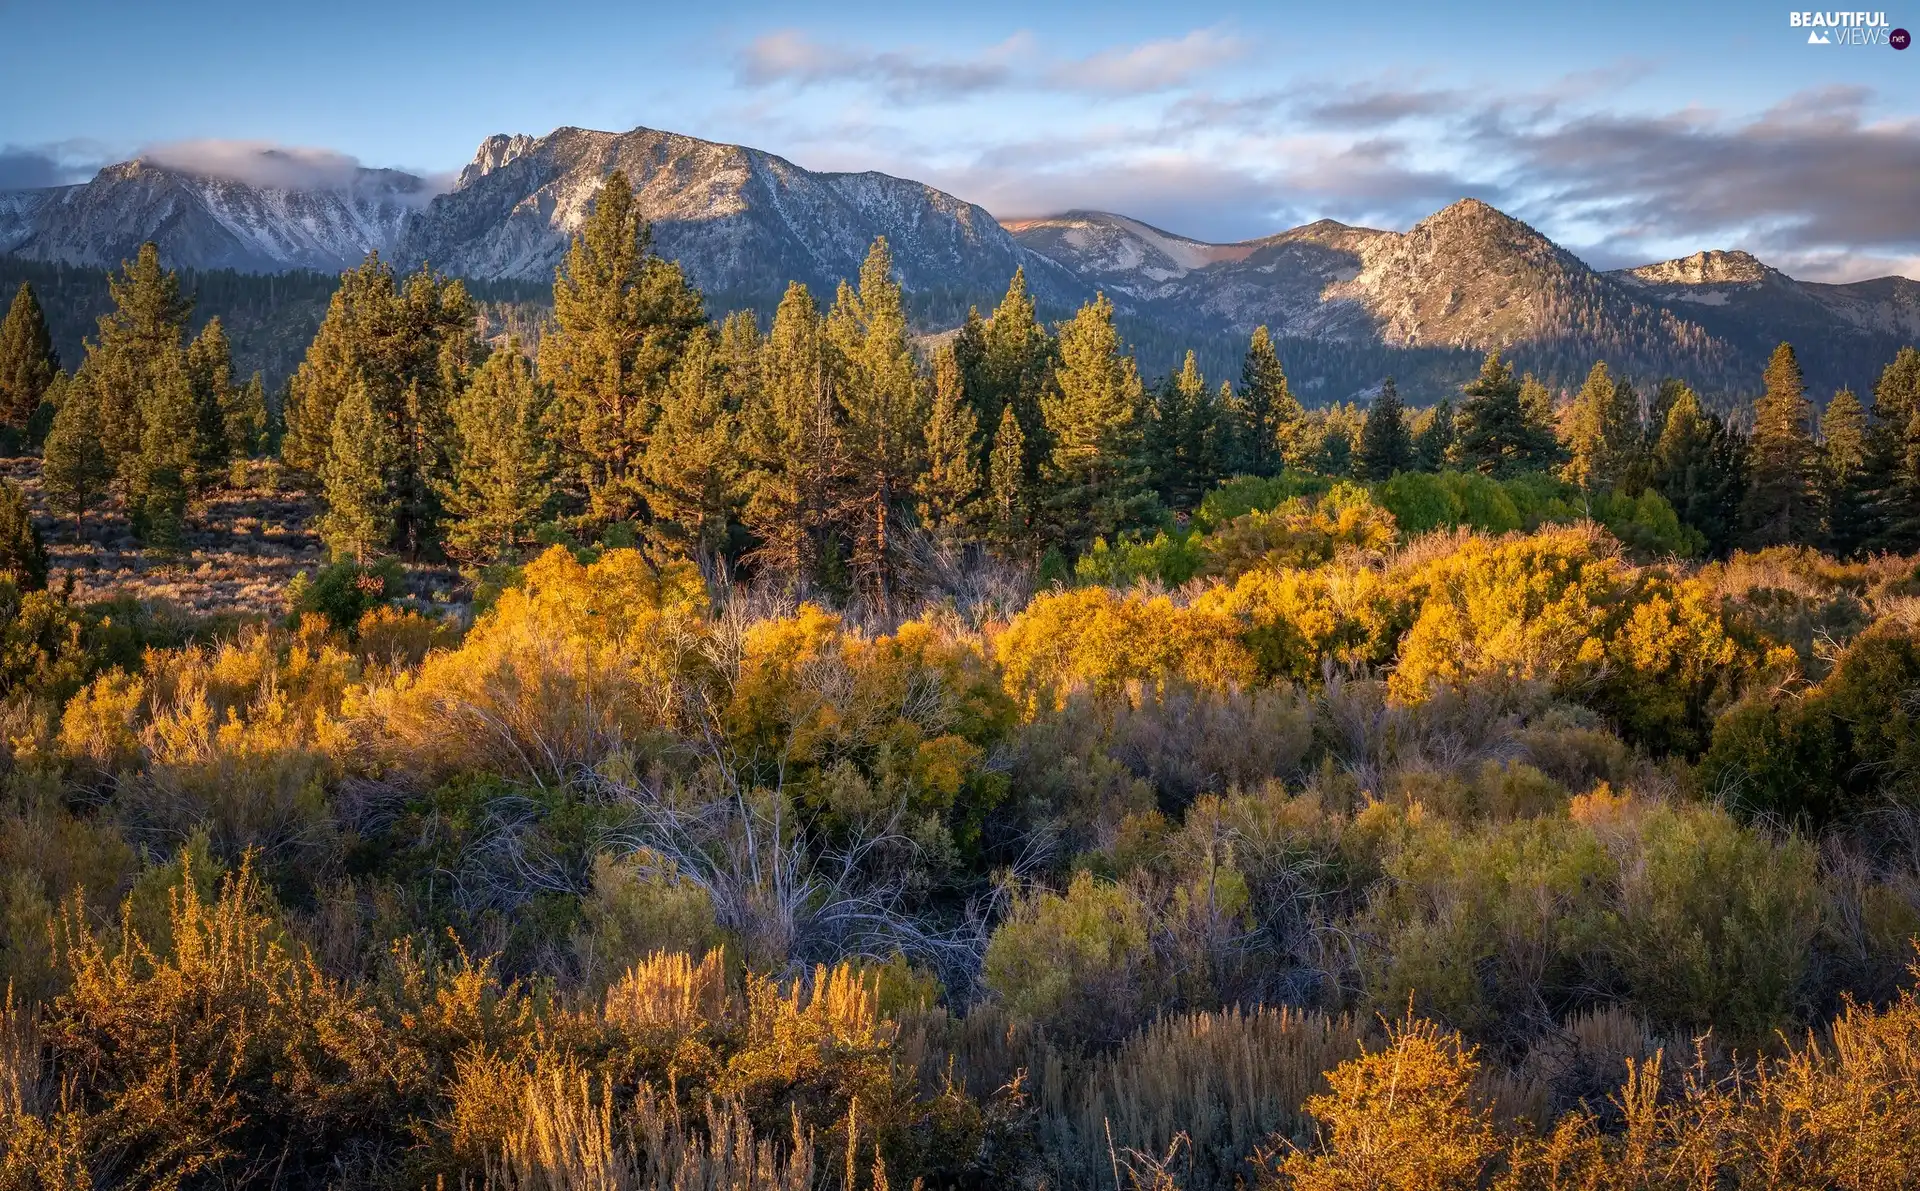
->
(285, 558, 403, 633)
(1193, 472, 1331, 532)
(1701, 623, 1920, 824)
(983, 871, 1151, 1043)
(1074, 529, 1204, 588)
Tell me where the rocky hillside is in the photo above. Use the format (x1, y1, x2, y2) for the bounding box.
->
(2, 127, 1916, 400)
(395, 126, 1088, 321)
(1608, 250, 1920, 396)
(0, 160, 424, 273)
(1010, 201, 1735, 382)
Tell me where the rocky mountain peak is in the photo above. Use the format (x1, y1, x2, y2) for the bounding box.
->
(456, 134, 539, 190)
(1625, 249, 1777, 287)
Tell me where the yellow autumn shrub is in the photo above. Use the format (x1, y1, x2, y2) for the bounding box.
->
(364, 546, 709, 782)
(1389, 526, 1745, 750)
(1192, 563, 1404, 685)
(995, 587, 1256, 711)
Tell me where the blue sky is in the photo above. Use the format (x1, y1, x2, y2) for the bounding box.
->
(3, 0, 1917, 278)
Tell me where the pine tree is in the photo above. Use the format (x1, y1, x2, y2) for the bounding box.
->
(1863, 346, 1920, 552)
(1147, 352, 1212, 506)
(281, 254, 475, 554)
(1819, 387, 1872, 557)
(1647, 378, 1689, 446)
(0, 281, 58, 428)
(828, 238, 925, 612)
(0, 480, 48, 591)
(1040, 294, 1154, 547)
(75, 244, 194, 486)
(1653, 382, 1747, 555)
(441, 343, 553, 563)
(1454, 352, 1557, 476)
(128, 349, 197, 550)
(319, 380, 398, 563)
(226, 372, 267, 459)
(1230, 326, 1300, 476)
(1357, 376, 1414, 480)
(41, 381, 110, 528)
(1562, 361, 1642, 492)
(540, 171, 705, 528)
(1741, 342, 1820, 548)
(981, 268, 1053, 456)
(1413, 399, 1456, 472)
(987, 403, 1029, 552)
(918, 343, 982, 546)
(951, 306, 991, 421)
(185, 316, 233, 487)
(1314, 422, 1355, 477)
(714, 309, 763, 411)
(742, 283, 837, 591)
(643, 328, 740, 563)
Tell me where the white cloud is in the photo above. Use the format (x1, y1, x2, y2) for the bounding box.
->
(1048, 27, 1244, 93)
(734, 26, 1242, 102)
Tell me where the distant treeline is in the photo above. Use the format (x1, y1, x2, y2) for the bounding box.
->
(0, 255, 550, 391)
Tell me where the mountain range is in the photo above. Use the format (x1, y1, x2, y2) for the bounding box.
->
(4, 123, 1917, 402)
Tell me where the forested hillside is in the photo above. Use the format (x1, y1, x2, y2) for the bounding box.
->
(1, 171, 1920, 1189)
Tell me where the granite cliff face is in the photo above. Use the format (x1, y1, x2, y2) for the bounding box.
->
(394, 126, 1088, 314)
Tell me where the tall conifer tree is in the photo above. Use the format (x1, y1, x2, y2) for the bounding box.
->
(227, 372, 268, 460)
(129, 348, 197, 550)
(1820, 387, 1871, 557)
(1454, 352, 1557, 476)
(1652, 382, 1747, 555)
(643, 328, 741, 563)
(42, 380, 110, 529)
(281, 253, 475, 554)
(1741, 342, 1820, 548)
(0, 480, 47, 591)
(1414, 399, 1456, 472)
(980, 269, 1053, 487)
(1148, 352, 1215, 507)
(1357, 376, 1414, 481)
(1040, 294, 1154, 547)
(828, 239, 925, 612)
(77, 244, 193, 486)
(185, 316, 234, 487)
(0, 281, 58, 428)
(743, 283, 837, 591)
(919, 344, 982, 547)
(540, 171, 705, 528)
(319, 380, 398, 563)
(1230, 326, 1299, 476)
(442, 343, 553, 563)
(1864, 346, 1920, 551)
(1563, 361, 1642, 492)
(987, 403, 1030, 552)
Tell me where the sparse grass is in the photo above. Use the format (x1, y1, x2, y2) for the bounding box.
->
(0, 455, 461, 618)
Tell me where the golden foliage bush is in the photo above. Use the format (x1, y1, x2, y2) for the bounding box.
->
(1264, 971, 1920, 1191)
(40, 853, 409, 1187)
(1047, 1005, 1366, 1190)
(1388, 526, 1743, 752)
(1264, 1014, 1503, 1191)
(995, 587, 1256, 711)
(364, 547, 708, 783)
(1200, 483, 1398, 580)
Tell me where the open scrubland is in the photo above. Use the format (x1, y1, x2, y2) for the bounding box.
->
(2, 170, 1920, 1188)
